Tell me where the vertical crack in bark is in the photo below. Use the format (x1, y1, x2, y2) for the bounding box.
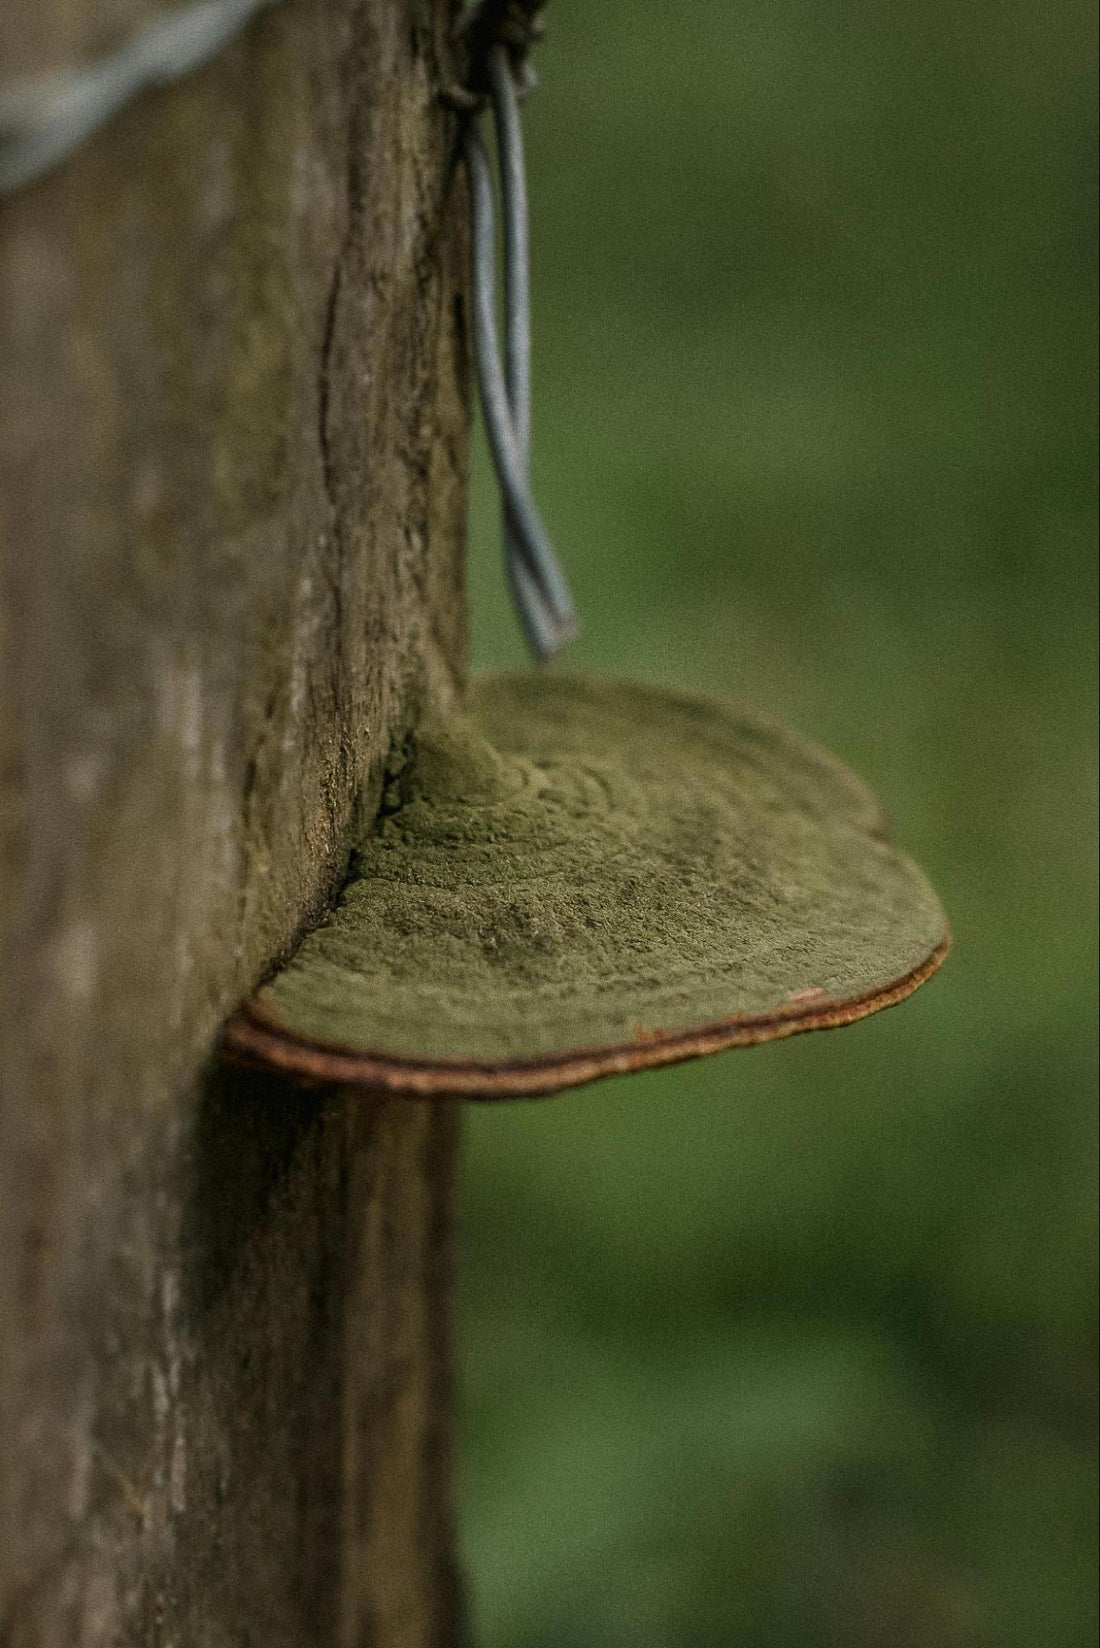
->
(319, 257, 345, 524)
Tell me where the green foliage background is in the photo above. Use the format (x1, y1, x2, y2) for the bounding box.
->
(456, 3, 1097, 1643)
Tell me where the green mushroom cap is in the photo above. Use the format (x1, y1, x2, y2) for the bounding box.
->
(224, 675, 948, 1097)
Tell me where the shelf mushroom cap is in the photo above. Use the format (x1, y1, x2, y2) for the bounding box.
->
(224, 675, 948, 1098)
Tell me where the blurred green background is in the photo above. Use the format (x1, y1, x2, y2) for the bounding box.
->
(455, 2, 1098, 1644)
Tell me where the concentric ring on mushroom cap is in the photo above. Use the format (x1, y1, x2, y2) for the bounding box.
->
(223, 675, 948, 1098)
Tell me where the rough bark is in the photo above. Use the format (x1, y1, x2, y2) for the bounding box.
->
(0, 2, 468, 1644)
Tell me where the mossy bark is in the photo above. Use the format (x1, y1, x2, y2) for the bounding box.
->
(0, 2, 468, 1644)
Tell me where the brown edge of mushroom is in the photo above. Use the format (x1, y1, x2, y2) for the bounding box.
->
(219, 931, 950, 1101)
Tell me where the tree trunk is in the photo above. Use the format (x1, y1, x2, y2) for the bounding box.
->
(0, 2, 469, 1644)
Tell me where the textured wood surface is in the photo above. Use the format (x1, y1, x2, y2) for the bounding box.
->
(0, 1, 468, 1642)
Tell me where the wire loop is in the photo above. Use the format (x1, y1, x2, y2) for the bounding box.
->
(451, 1, 547, 96)
(464, 46, 576, 660)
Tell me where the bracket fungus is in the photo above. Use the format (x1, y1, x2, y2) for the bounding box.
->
(224, 675, 948, 1098)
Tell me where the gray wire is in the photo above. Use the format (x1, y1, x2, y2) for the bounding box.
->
(466, 73, 576, 660)
(488, 47, 531, 466)
(0, 0, 282, 196)
(486, 45, 544, 656)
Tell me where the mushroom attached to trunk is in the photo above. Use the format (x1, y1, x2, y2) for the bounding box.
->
(223, 675, 948, 1097)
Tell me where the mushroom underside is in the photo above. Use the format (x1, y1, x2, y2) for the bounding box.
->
(222, 674, 949, 1098)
